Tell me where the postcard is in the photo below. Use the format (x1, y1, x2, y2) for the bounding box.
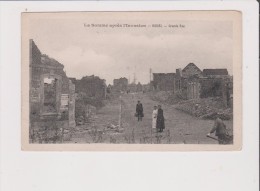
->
(21, 11, 242, 151)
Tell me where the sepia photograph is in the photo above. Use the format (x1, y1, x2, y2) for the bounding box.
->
(21, 11, 242, 150)
(1, 1, 259, 191)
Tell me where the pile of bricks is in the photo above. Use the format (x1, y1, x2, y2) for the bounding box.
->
(175, 97, 233, 120)
(75, 104, 97, 125)
(149, 91, 183, 105)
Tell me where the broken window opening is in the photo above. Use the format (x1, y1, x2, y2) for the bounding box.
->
(43, 77, 57, 113)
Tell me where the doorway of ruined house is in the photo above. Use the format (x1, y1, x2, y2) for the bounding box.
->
(43, 76, 57, 113)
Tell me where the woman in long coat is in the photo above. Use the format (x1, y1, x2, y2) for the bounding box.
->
(152, 106, 158, 129)
(136, 100, 144, 121)
(156, 105, 165, 132)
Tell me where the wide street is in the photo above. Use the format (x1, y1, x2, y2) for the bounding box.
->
(70, 92, 233, 144)
(119, 92, 233, 144)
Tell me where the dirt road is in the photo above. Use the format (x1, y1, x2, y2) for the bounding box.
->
(70, 92, 233, 144)
(120, 92, 233, 144)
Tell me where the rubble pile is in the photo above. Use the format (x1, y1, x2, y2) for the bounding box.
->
(149, 91, 184, 105)
(62, 128, 71, 141)
(30, 121, 64, 143)
(175, 97, 233, 120)
(75, 104, 97, 125)
(105, 123, 125, 133)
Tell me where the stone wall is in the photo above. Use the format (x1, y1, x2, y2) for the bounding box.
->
(187, 81, 200, 99)
(136, 82, 143, 92)
(182, 63, 202, 78)
(152, 73, 175, 91)
(199, 78, 223, 98)
(113, 77, 128, 92)
(29, 39, 75, 143)
(69, 80, 76, 128)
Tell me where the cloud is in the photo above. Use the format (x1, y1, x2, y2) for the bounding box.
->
(30, 19, 233, 84)
(52, 46, 114, 81)
(43, 33, 233, 85)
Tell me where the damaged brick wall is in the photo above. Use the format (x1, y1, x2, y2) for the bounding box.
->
(182, 63, 202, 78)
(29, 39, 75, 143)
(113, 77, 128, 92)
(152, 73, 175, 91)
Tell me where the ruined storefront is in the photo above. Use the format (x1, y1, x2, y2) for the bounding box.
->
(29, 40, 75, 143)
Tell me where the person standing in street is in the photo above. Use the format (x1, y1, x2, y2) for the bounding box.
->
(152, 105, 158, 130)
(135, 100, 144, 122)
(156, 105, 165, 132)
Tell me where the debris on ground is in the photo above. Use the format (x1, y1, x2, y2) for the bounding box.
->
(175, 97, 232, 120)
(149, 91, 232, 120)
(149, 91, 184, 105)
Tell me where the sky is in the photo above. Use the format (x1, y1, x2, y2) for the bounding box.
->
(28, 12, 233, 85)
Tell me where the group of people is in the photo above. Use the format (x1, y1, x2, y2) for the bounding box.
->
(135, 100, 232, 144)
(135, 101, 165, 133)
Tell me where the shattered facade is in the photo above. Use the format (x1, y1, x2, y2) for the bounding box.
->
(173, 64, 232, 103)
(113, 77, 128, 92)
(127, 83, 137, 93)
(152, 73, 175, 91)
(70, 76, 107, 99)
(202, 69, 229, 77)
(151, 62, 233, 106)
(136, 82, 143, 92)
(29, 39, 75, 143)
(182, 63, 203, 78)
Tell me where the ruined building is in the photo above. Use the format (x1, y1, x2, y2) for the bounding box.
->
(71, 75, 107, 99)
(136, 82, 143, 92)
(151, 62, 232, 106)
(113, 77, 128, 92)
(127, 83, 137, 93)
(174, 63, 203, 99)
(152, 73, 175, 91)
(181, 63, 203, 78)
(151, 63, 202, 93)
(29, 40, 75, 143)
(202, 69, 229, 78)
(178, 64, 232, 106)
(69, 76, 107, 125)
